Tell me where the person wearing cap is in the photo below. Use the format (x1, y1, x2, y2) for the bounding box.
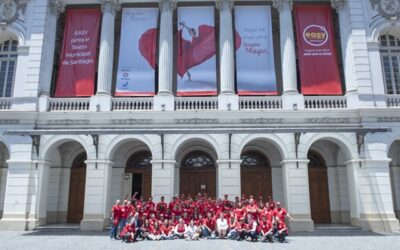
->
(246, 214, 258, 242)
(259, 214, 274, 242)
(216, 212, 229, 239)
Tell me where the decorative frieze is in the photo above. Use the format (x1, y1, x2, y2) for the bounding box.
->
(272, 0, 293, 12)
(159, 0, 177, 13)
(215, 0, 234, 11)
(100, 0, 121, 16)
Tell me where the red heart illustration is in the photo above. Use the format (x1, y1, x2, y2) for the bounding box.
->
(177, 25, 242, 78)
(138, 28, 158, 69)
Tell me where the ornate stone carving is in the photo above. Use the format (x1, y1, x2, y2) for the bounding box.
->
(159, 0, 177, 12)
(100, 0, 121, 15)
(0, 0, 19, 24)
(215, 0, 234, 11)
(49, 0, 65, 15)
(331, 0, 347, 11)
(272, 0, 293, 12)
(370, 0, 400, 20)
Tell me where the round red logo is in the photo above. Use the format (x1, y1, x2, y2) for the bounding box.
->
(303, 25, 329, 47)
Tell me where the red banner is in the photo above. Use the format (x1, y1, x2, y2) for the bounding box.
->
(54, 9, 101, 97)
(295, 5, 342, 95)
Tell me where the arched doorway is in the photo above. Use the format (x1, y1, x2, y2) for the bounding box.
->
(308, 150, 331, 223)
(67, 152, 87, 223)
(124, 151, 152, 200)
(240, 151, 272, 199)
(180, 151, 216, 198)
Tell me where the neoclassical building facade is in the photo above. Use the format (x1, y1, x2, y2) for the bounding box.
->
(0, 0, 400, 233)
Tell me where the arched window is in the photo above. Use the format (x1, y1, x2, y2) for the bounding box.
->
(182, 151, 214, 168)
(380, 34, 400, 94)
(240, 151, 269, 168)
(0, 39, 18, 97)
(126, 151, 152, 169)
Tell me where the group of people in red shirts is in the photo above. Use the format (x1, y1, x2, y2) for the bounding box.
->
(110, 192, 293, 243)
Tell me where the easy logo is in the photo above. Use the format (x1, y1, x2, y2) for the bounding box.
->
(302, 25, 329, 47)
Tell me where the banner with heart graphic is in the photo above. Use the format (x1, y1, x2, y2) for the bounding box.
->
(295, 5, 342, 95)
(235, 6, 277, 95)
(54, 9, 101, 97)
(115, 8, 158, 96)
(177, 6, 217, 96)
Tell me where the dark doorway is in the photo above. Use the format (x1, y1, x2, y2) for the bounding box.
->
(67, 152, 86, 223)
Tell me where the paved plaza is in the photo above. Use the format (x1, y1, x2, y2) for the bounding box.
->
(1, 229, 400, 250)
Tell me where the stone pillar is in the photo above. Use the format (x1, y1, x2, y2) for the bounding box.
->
(90, 0, 120, 112)
(35, 161, 51, 227)
(355, 158, 399, 232)
(216, 160, 242, 199)
(344, 159, 361, 226)
(0, 160, 37, 230)
(216, 0, 238, 111)
(331, 0, 360, 108)
(80, 160, 113, 231)
(154, 0, 176, 111)
(273, 0, 304, 110)
(281, 159, 314, 231)
(151, 160, 176, 202)
(39, 0, 65, 112)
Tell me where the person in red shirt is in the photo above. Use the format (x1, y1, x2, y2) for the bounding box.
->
(156, 196, 167, 214)
(235, 217, 247, 241)
(160, 219, 174, 240)
(148, 220, 162, 240)
(245, 199, 259, 220)
(260, 204, 274, 222)
(246, 214, 258, 241)
(226, 213, 237, 239)
(259, 214, 274, 242)
(119, 200, 129, 230)
(169, 196, 177, 211)
(200, 212, 216, 238)
(234, 202, 245, 221)
(119, 221, 136, 243)
(174, 218, 188, 239)
(141, 218, 151, 240)
(110, 200, 121, 239)
(266, 196, 275, 210)
(274, 202, 294, 222)
(274, 216, 288, 243)
(147, 196, 156, 211)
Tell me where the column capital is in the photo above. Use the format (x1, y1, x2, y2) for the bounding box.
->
(331, 0, 347, 11)
(159, 0, 177, 12)
(100, 0, 121, 15)
(215, 0, 234, 11)
(49, 0, 65, 15)
(273, 0, 293, 12)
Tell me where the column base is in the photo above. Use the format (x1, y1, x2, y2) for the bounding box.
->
(0, 215, 37, 231)
(287, 214, 314, 232)
(355, 214, 400, 233)
(80, 215, 109, 231)
(90, 94, 112, 112)
(154, 94, 175, 111)
(218, 93, 238, 111)
(282, 92, 304, 110)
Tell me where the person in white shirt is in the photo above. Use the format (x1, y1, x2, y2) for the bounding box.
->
(216, 212, 228, 239)
(174, 219, 188, 239)
(185, 220, 200, 240)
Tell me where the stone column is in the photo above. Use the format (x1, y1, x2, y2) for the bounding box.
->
(281, 159, 314, 231)
(154, 0, 176, 111)
(38, 0, 65, 112)
(216, 0, 238, 111)
(273, 0, 304, 110)
(331, 0, 360, 108)
(35, 161, 51, 227)
(344, 159, 361, 226)
(90, 0, 120, 112)
(151, 160, 176, 202)
(216, 160, 242, 199)
(367, 41, 387, 107)
(80, 160, 113, 231)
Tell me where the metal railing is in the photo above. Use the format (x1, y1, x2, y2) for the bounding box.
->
(304, 96, 347, 109)
(49, 98, 90, 111)
(239, 96, 282, 110)
(112, 97, 153, 111)
(175, 97, 218, 110)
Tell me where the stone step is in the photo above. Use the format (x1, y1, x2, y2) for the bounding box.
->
(314, 224, 361, 231)
(35, 224, 80, 230)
